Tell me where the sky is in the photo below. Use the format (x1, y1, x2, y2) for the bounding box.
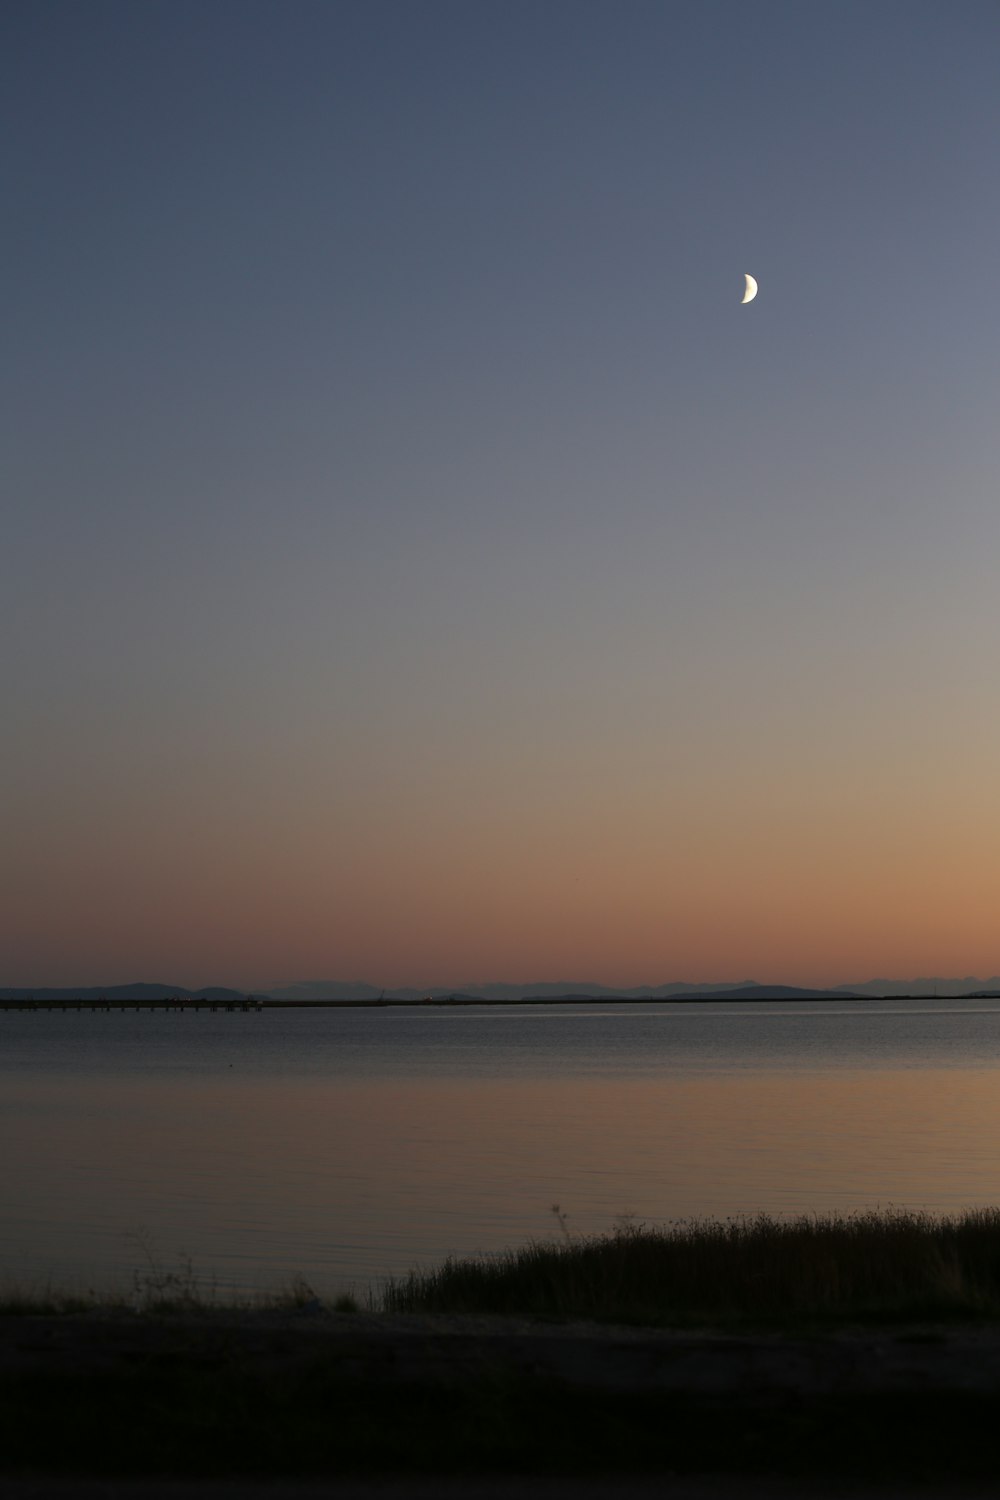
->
(4, 0, 999, 991)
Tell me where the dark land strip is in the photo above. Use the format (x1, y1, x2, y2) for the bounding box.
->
(4, 1311, 1000, 1486)
(0, 995, 976, 1011)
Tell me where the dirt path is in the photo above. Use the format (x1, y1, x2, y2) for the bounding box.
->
(4, 1308, 1000, 1397)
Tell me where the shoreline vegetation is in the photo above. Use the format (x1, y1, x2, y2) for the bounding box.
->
(8, 1206, 1000, 1325)
(382, 1205, 1000, 1327)
(7, 1211, 1000, 1481)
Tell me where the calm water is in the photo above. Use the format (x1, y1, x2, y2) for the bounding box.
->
(5, 999, 1000, 1297)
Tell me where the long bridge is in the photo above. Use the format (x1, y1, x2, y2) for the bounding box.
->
(0, 995, 481, 1012)
(0, 997, 268, 1012)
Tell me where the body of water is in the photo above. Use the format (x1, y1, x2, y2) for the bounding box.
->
(4, 1000, 1000, 1297)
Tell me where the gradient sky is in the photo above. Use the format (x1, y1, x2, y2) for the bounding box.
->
(4, 0, 999, 990)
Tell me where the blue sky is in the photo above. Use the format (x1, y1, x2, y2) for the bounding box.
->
(4, 1, 999, 987)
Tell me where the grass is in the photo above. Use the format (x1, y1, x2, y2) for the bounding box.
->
(382, 1205, 1000, 1326)
(0, 1258, 348, 1319)
(8, 1210, 1000, 1480)
(8, 1206, 1000, 1326)
(0, 1288, 99, 1317)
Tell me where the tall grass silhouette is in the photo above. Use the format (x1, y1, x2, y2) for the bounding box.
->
(382, 1207, 1000, 1325)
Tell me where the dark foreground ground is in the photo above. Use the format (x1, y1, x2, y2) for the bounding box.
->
(3, 1309, 1000, 1495)
(4, 1479, 1000, 1500)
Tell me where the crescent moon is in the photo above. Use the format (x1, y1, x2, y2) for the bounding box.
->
(741, 274, 758, 304)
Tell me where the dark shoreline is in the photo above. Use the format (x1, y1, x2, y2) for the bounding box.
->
(0, 993, 978, 1011)
(4, 1310, 1000, 1484)
(8, 1212, 1000, 1481)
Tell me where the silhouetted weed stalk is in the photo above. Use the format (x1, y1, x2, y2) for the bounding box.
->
(0, 1230, 363, 1318)
(126, 1230, 205, 1312)
(381, 1207, 1000, 1325)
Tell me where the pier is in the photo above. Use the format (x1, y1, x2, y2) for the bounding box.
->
(0, 997, 266, 1013)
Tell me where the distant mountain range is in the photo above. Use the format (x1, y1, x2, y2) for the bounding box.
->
(7, 977, 1000, 1002)
(0, 984, 251, 1003)
(266, 979, 758, 1002)
(266, 976, 1000, 1001)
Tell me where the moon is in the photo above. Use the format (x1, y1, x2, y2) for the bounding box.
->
(741, 274, 758, 305)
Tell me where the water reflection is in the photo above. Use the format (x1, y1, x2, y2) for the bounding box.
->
(5, 1062, 1000, 1296)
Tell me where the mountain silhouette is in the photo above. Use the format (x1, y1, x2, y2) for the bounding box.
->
(7, 976, 1000, 1003)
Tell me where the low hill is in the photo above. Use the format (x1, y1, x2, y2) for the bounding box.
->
(0, 984, 250, 1003)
